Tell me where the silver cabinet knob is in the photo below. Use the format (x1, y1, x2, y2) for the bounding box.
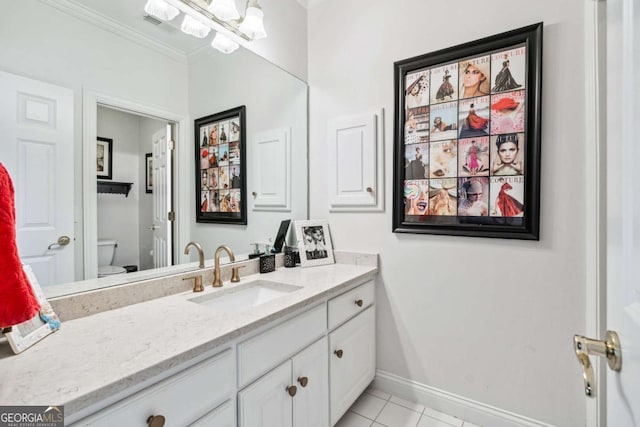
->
(47, 236, 71, 250)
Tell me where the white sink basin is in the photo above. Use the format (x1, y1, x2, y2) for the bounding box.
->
(188, 280, 302, 311)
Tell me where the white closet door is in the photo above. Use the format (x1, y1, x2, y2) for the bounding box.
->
(0, 70, 74, 286)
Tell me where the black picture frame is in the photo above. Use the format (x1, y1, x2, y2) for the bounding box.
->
(393, 23, 542, 240)
(194, 106, 247, 225)
(96, 137, 113, 180)
(145, 153, 152, 194)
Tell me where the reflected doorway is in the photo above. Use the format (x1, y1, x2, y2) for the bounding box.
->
(95, 105, 175, 277)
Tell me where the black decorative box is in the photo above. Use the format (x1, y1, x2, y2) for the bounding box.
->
(259, 254, 276, 273)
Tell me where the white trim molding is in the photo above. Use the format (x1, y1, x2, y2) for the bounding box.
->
(373, 370, 555, 427)
(584, 0, 607, 426)
(39, 0, 188, 63)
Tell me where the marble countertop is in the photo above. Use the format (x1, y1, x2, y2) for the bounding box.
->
(0, 259, 377, 417)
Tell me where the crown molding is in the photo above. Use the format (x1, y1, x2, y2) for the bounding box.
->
(38, 0, 188, 64)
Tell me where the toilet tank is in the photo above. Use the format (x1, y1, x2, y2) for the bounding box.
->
(97, 240, 117, 267)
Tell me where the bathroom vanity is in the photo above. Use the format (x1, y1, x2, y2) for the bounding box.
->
(0, 253, 377, 426)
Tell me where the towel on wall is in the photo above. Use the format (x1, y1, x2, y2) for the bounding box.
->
(0, 163, 40, 328)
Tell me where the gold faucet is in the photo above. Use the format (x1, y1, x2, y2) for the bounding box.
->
(213, 245, 236, 287)
(184, 241, 205, 269)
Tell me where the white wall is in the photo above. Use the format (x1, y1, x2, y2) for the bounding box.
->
(188, 47, 308, 257)
(246, 0, 309, 82)
(308, 1, 585, 426)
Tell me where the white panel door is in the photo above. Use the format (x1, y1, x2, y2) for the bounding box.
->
(329, 306, 376, 425)
(238, 361, 293, 427)
(151, 125, 172, 269)
(605, 0, 640, 424)
(292, 337, 329, 427)
(327, 111, 382, 211)
(0, 71, 74, 286)
(251, 128, 291, 211)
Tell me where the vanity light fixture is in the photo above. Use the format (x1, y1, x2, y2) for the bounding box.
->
(239, 0, 266, 40)
(181, 14, 211, 38)
(144, 0, 180, 21)
(208, 0, 241, 22)
(159, 0, 267, 54)
(211, 33, 240, 54)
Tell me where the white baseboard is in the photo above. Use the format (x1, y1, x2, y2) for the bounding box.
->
(373, 370, 556, 427)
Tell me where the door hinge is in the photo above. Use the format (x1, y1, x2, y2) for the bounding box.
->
(168, 140, 175, 150)
(168, 211, 175, 221)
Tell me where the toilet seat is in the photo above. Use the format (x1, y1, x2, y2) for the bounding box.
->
(98, 265, 127, 277)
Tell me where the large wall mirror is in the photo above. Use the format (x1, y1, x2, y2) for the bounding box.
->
(0, 0, 308, 298)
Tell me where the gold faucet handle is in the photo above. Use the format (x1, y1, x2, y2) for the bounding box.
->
(183, 275, 204, 292)
(231, 265, 246, 283)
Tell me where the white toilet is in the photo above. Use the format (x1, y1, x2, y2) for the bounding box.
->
(97, 240, 127, 277)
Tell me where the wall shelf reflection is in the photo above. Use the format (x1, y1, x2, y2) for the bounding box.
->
(97, 181, 133, 197)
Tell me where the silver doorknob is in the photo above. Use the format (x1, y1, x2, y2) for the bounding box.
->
(47, 236, 71, 250)
(148, 225, 160, 230)
(573, 330, 622, 397)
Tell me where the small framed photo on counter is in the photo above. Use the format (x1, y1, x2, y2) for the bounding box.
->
(295, 220, 335, 268)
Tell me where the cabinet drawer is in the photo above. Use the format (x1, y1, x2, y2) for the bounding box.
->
(238, 303, 326, 388)
(77, 349, 234, 426)
(328, 280, 374, 330)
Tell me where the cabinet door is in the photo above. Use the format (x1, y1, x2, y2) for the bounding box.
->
(327, 111, 383, 212)
(329, 306, 375, 425)
(238, 360, 293, 427)
(292, 337, 329, 427)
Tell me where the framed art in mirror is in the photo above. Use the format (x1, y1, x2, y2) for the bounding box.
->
(195, 106, 247, 224)
(393, 23, 542, 240)
(96, 136, 113, 180)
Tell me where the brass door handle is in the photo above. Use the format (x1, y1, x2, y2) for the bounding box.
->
(297, 376, 308, 387)
(355, 299, 363, 307)
(147, 415, 165, 427)
(334, 349, 343, 358)
(286, 385, 297, 397)
(47, 235, 71, 250)
(573, 330, 622, 397)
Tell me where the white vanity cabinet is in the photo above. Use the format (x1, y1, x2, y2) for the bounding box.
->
(72, 348, 234, 426)
(328, 282, 376, 425)
(65, 276, 376, 427)
(238, 337, 328, 427)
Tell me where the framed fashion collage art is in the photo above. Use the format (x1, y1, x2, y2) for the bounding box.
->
(195, 106, 247, 224)
(393, 23, 542, 240)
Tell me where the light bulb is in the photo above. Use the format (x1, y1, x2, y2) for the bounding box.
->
(239, 4, 266, 40)
(211, 33, 240, 54)
(144, 0, 179, 21)
(181, 15, 211, 38)
(208, 0, 240, 22)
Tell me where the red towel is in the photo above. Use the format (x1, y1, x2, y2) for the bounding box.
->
(0, 163, 40, 328)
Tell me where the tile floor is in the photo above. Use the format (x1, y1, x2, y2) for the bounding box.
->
(335, 386, 480, 427)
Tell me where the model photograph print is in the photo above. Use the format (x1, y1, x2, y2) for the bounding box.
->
(393, 23, 541, 239)
(295, 220, 335, 267)
(195, 106, 246, 224)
